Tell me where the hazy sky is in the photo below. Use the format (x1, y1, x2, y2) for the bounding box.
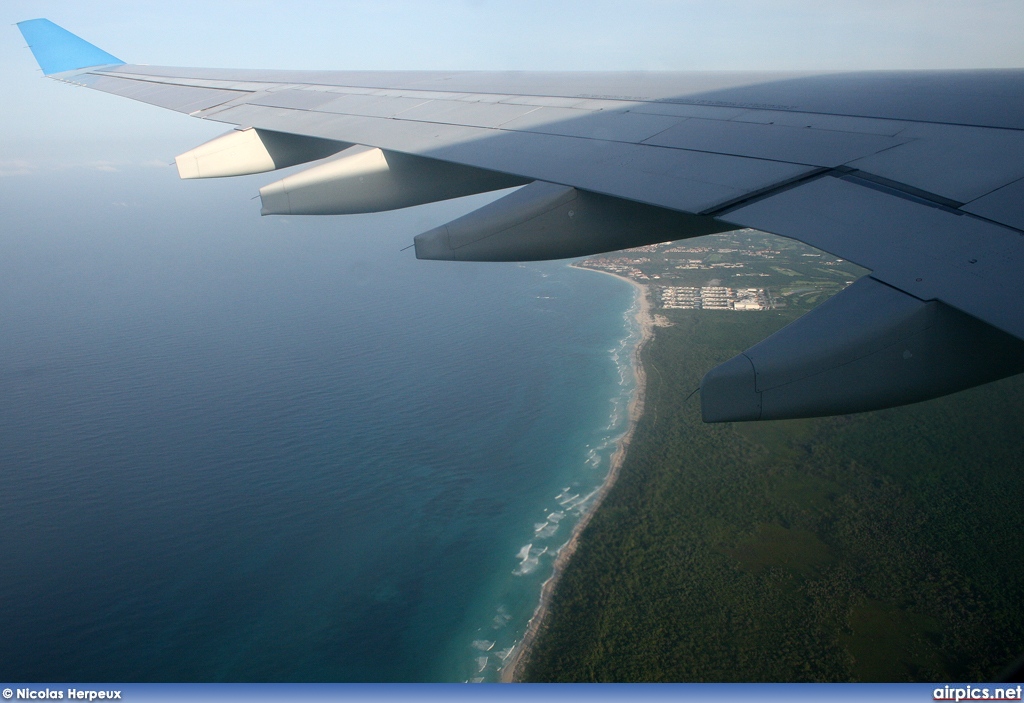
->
(3, 1, 1024, 173)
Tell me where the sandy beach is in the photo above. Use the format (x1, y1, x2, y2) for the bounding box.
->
(501, 265, 656, 682)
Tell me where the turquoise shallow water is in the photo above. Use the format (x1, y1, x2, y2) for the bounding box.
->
(0, 169, 637, 682)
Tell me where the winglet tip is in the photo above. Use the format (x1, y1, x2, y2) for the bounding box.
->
(17, 18, 124, 76)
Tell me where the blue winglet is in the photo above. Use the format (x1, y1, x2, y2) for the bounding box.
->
(17, 18, 124, 75)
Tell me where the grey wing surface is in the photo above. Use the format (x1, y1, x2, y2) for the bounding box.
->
(18, 18, 1024, 422)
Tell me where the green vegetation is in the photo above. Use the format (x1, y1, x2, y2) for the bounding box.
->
(523, 258, 1024, 682)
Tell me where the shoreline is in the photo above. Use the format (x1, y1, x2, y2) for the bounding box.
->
(500, 264, 655, 682)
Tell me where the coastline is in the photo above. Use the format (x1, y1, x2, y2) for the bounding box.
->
(500, 264, 655, 682)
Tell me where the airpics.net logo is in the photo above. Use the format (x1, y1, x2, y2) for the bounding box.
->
(934, 685, 1024, 701)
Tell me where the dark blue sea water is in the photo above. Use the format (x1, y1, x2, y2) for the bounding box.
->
(0, 167, 638, 682)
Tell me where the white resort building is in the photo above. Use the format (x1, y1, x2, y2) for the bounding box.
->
(659, 286, 770, 311)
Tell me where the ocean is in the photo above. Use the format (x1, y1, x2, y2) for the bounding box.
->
(0, 166, 639, 682)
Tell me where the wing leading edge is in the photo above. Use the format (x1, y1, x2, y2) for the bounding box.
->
(18, 20, 1024, 422)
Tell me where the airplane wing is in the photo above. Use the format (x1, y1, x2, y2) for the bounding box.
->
(17, 18, 1024, 422)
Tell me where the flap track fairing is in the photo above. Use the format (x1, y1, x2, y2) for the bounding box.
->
(413, 181, 731, 262)
(259, 146, 528, 215)
(701, 276, 1024, 422)
(175, 128, 347, 179)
